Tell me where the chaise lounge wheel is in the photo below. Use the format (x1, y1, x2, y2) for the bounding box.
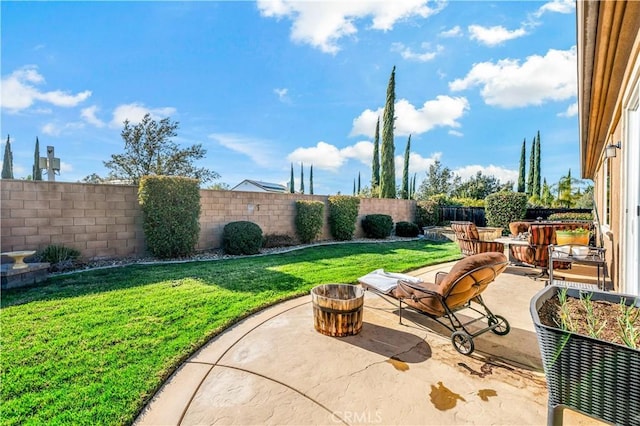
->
(451, 331, 474, 355)
(488, 315, 510, 336)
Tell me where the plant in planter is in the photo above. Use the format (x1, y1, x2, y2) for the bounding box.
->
(530, 285, 640, 425)
(555, 228, 590, 245)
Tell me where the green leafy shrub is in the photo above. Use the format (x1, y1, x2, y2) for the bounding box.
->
(548, 212, 594, 221)
(328, 195, 360, 241)
(485, 191, 527, 230)
(222, 221, 264, 255)
(415, 199, 440, 228)
(361, 214, 393, 239)
(451, 197, 485, 207)
(263, 233, 297, 248)
(295, 200, 325, 243)
(138, 176, 201, 259)
(35, 244, 81, 264)
(395, 221, 420, 237)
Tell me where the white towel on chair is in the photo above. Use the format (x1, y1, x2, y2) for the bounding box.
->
(358, 269, 423, 293)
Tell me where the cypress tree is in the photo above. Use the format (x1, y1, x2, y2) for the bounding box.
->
(353, 179, 356, 196)
(526, 136, 534, 197)
(2, 135, 13, 179)
(412, 173, 417, 199)
(517, 138, 526, 192)
(401, 135, 411, 199)
(533, 130, 541, 197)
(309, 164, 314, 195)
(380, 66, 396, 199)
(371, 117, 380, 189)
(33, 137, 42, 181)
(300, 162, 304, 194)
(357, 172, 361, 194)
(290, 163, 294, 193)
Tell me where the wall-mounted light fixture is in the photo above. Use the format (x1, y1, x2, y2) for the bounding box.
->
(605, 141, 621, 158)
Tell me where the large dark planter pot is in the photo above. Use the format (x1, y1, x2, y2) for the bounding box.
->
(530, 285, 640, 426)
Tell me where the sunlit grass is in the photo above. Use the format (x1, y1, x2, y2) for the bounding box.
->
(1, 240, 459, 425)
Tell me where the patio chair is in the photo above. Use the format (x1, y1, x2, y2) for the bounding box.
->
(509, 224, 572, 279)
(360, 252, 510, 355)
(450, 221, 505, 257)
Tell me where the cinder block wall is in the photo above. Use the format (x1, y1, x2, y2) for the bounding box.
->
(1, 180, 416, 260)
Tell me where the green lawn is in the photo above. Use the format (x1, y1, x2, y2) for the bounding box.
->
(1, 240, 460, 425)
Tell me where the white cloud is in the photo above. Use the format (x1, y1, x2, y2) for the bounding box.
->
(1, 66, 91, 113)
(257, 0, 443, 54)
(449, 47, 577, 108)
(439, 25, 461, 38)
(558, 102, 578, 118)
(287, 141, 347, 171)
(274, 88, 289, 102)
(110, 103, 177, 127)
(448, 130, 463, 137)
(350, 96, 469, 137)
(454, 164, 518, 184)
(209, 133, 275, 168)
(41, 121, 84, 136)
(391, 42, 443, 62)
(394, 151, 440, 178)
(536, 0, 575, 16)
(468, 25, 527, 47)
(81, 105, 105, 128)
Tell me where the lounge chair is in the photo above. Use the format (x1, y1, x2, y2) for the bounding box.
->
(359, 252, 510, 355)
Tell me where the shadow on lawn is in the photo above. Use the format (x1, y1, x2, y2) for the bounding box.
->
(1, 241, 457, 308)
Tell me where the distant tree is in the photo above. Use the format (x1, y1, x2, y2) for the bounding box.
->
(411, 173, 417, 199)
(33, 137, 42, 181)
(357, 172, 361, 194)
(209, 182, 231, 190)
(416, 160, 460, 199)
(290, 163, 294, 193)
(81, 173, 106, 184)
(380, 66, 396, 199)
(2, 135, 13, 179)
(453, 171, 506, 200)
(104, 114, 218, 185)
(533, 131, 541, 198)
(557, 169, 573, 207)
(353, 178, 356, 196)
(401, 135, 411, 199)
(300, 162, 304, 194)
(575, 184, 595, 209)
(371, 117, 380, 190)
(309, 164, 314, 195)
(517, 138, 526, 192)
(526, 136, 534, 197)
(541, 178, 554, 206)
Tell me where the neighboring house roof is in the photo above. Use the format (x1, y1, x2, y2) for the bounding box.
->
(231, 179, 288, 193)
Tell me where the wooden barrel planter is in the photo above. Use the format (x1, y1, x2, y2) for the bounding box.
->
(311, 284, 364, 337)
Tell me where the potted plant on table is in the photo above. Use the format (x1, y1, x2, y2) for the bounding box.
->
(555, 228, 590, 245)
(530, 285, 640, 425)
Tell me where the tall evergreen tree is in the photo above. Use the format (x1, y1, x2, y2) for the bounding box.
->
(371, 117, 380, 189)
(411, 173, 417, 199)
(526, 136, 534, 197)
(2, 135, 13, 179)
(517, 138, 526, 192)
(541, 178, 553, 207)
(533, 130, 541, 197)
(300, 162, 304, 194)
(33, 137, 42, 181)
(309, 164, 314, 195)
(290, 163, 294, 193)
(357, 172, 361, 194)
(380, 66, 396, 199)
(401, 135, 411, 199)
(353, 179, 356, 196)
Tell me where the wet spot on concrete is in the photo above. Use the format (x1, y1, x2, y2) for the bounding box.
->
(429, 381, 466, 411)
(386, 356, 409, 371)
(478, 389, 497, 401)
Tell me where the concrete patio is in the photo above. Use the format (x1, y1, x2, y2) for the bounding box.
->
(136, 261, 604, 425)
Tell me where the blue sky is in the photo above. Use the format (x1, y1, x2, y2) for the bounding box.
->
(1, 0, 579, 195)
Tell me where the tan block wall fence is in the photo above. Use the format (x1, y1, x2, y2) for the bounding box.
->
(1, 180, 416, 260)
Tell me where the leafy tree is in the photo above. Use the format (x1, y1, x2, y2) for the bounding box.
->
(290, 163, 294, 193)
(81, 173, 106, 184)
(309, 164, 314, 195)
(380, 66, 396, 199)
(517, 138, 526, 192)
(104, 113, 218, 185)
(2, 135, 13, 179)
(575, 184, 595, 208)
(453, 171, 509, 200)
(401, 135, 411, 199)
(209, 182, 231, 190)
(526, 136, 534, 196)
(371, 117, 380, 190)
(533, 131, 541, 198)
(541, 178, 554, 206)
(557, 169, 573, 207)
(299, 162, 304, 194)
(33, 137, 42, 181)
(416, 160, 460, 199)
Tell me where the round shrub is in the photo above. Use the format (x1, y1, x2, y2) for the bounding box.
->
(328, 196, 360, 241)
(222, 221, 264, 255)
(361, 214, 393, 239)
(395, 221, 420, 237)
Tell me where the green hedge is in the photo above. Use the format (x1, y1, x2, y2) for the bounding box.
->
(138, 176, 201, 259)
(328, 195, 360, 241)
(295, 200, 325, 243)
(485, 191, 527, 231)
(361, 214, 393, 239)
(547, 212, 594, 221)
(222, 221, 263, 255)
(395, 221, 420, 237)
